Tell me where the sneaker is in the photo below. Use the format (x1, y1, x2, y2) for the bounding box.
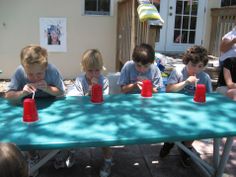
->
(100, 160, 113, 177)
(65, 151, 75, 168)
(54, 150, 75, 169)
(180, 147, 192, 168)
(28, 154, 40, 177)
(159, 142, 175, 158)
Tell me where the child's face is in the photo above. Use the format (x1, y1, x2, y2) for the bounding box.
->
(24, 64, 46, 83)
(85, 68, 101, 81)
(186, 61, 205, 76)
(135, 62, 151, 73)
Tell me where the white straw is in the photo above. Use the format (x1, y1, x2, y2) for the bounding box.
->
(195, 78, 199, 88)
(32, 91, 35, 99)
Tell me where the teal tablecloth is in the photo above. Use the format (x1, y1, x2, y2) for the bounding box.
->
(0, 93, 236, 150)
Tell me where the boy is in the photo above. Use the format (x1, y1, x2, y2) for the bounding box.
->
(117, 43, 163, 93)
(5, 44, 65, 176)
(5, 45, 65, 101)
(67, 49, 111, 177)
(159, 45, 212, 167)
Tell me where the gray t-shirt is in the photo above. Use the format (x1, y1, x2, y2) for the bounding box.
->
(167, 65, 212, 94)
(67, 74, 109, 96)
(7, 63, 65, 97)
(117, 60, 163, 94)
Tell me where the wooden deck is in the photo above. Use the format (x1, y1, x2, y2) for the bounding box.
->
(38, 140, 236, 177)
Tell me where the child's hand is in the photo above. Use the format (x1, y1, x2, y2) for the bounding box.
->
(23, 84, 37, 94)
(136, 81, 143, 90)
(186, 76, 198, 85)
(33, 80, 48, 90)
(91, 77, 98, 85)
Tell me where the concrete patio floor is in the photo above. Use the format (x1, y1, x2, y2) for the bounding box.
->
(37, 139, 236, 177)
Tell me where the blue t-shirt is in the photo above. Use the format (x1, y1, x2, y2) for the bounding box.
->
(117, 60, 163, 94)
(7, 63, 65, 97)
(167, 65, 212, 94)
(67, 74, 109, 96)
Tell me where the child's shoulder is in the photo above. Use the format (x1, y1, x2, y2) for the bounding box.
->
(171, 64, 185, 73)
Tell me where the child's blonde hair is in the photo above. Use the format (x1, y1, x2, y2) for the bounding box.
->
(20, 45, 48, 68)
(0, 143, 28, 177)
(81, 49, 104, 71)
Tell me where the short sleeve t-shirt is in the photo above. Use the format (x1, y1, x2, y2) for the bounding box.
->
(67, 74, 109, 96)
(167, 65, 212, 94)
(117, 60, 163, 94)
(218, 57, 236, 87)
(7, 63, 65, 97)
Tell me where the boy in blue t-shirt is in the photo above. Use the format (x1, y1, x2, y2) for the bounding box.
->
(5, 45, 65, 177)
(5, 45, 65, 101)
(159, 45, 212, 168)
(118, 43, 163, 93)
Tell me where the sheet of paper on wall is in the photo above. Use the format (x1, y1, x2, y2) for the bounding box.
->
(39, 17, 67, 52)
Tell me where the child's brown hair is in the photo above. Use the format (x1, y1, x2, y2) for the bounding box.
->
(81, 49, 104, 71)
(182, 45, 208, 66)
(0, 143, 28, 177)
(20, 45, 48, 68)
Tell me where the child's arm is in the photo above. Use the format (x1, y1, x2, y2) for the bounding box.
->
(166, 76, 197, 92)
(5, 84, 36, 101)
(223, 67, 236, 89)
(121, 82, 139, 93)
(33, 80, 64, 96)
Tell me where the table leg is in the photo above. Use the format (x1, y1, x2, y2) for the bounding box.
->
(213, 138, 220, 169)
(30, 149, 60, 174)
(175, 142, 214, 175)
(215, 137, 233, 177)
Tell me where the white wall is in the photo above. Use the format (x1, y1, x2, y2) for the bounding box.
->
(0, 0, 117, 79)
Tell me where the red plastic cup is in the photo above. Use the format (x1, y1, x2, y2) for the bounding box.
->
(194, 84, 206, 103)
(23, 98, 39, 123)
(91, 84, 103, 103)
(141, 80, 153, 98)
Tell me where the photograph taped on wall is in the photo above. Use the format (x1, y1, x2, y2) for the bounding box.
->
(40, 17, 67, 52)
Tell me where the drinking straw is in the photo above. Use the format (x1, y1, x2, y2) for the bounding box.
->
(32, 91, 35, 99)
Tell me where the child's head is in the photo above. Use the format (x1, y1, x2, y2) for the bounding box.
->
(20, 45, 48, 83)
(0, 143, 28, 177)
(182, 45, 208, 75)
(81, 49, 104, 80)
(132, 43, 155, 73)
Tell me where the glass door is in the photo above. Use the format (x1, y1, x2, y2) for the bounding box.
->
(165, 0, 206, 52)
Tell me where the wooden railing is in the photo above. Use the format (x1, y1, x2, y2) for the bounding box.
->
(209, 6, 236, 57)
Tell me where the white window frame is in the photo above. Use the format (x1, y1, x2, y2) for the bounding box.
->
(82, 0, 114, 16)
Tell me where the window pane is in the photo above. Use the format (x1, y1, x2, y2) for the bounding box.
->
(174, 30, 181, 43)
(176, 1, 183, 15)
(189, 31, 196, 43)
(85, 0, 97, 11)
(190, 17, 196, 29)
(183, 16, 189, 29)
(191, 1, 198, 15)
(175, 16, 182, 29)
(98, 0, 110, 12)
(182, 31, 188, 43)
(183, 1, 190, 15)
(85, 0, 110, 15)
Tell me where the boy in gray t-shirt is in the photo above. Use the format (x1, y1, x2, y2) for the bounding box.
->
(5, 45, 65, 102)
(5, 45, 65, 177)
(159, 45, 212, 168)
(117, 43, 163, 94)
